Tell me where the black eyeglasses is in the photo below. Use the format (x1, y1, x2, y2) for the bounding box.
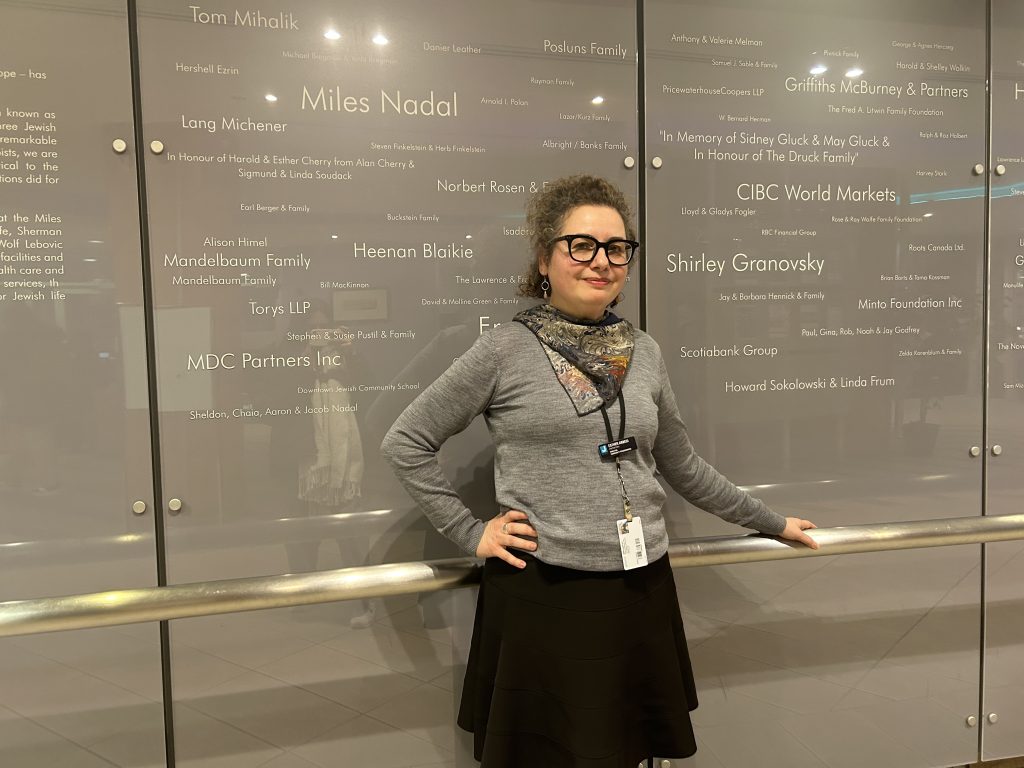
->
(548, 234, 640, 266)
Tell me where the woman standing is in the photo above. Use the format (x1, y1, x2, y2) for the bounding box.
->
(381, 175, 818, 767)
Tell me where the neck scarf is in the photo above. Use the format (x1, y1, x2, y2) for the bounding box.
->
(514, 303, 635, 415)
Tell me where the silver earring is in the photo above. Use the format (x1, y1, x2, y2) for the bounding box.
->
(541, 277, 550, 299)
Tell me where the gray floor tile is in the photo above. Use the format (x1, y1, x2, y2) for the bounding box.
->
(293, 715, 452, 768)
(702, 622, 875, 688)
(255, 753, 321, 768)
(376, 604, 455, 647)
(848, 696, 977, 766)
(185, 670, 360, 748)
(168, 645, 252, 699)
(854, 659, 973, 702)
(258, 643, 421, 713)
(90, 712, 167, 768)
(0, 705, 118, 768)
(173, 613, 319, 669)
(173, 704, 282, 768)
(22, 627, 164, 701)
(776, 708, 922, 768)
(698, 715, 827, 768)
(367, 682, 455, 751)
(324, 624, 451, 682)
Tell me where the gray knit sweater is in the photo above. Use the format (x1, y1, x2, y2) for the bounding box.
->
(380, 321, 786, 571)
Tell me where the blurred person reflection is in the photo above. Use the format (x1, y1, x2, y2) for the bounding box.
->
(260, 308, 313, 519)
(288, 303, 371, 626)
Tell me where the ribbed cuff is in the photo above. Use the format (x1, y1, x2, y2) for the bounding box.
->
(751, 503, 787, 536)
(459, 519, 487, 557)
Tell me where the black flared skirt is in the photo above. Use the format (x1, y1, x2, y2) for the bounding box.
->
(458, 553, 698, 767)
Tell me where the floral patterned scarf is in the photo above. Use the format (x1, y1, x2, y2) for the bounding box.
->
(514, 303, 635, 416)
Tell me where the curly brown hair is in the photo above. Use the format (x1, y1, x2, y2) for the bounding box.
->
(518, 175, 637, 303)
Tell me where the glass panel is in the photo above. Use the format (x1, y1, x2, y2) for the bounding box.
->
(983, 0, 1024, 759)
(644, 0, 986, 764)
(0, 1, 165, 766)
(134, 1, 637, 764)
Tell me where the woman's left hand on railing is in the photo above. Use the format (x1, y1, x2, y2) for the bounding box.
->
(780, 517, 819, 549)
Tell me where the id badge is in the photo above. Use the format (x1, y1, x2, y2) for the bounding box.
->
(617, 517, 648, 570)
(599, 436, 638, 459)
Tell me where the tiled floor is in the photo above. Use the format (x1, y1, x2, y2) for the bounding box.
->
(173, 601, 459, 767)
(3, 530, 1024, 766)
(0, 628, 165, 768)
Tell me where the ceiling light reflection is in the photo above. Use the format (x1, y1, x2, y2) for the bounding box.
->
(116, 534, 147, 543)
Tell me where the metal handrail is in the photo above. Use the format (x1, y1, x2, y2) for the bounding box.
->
(2, 514, 1023, 638)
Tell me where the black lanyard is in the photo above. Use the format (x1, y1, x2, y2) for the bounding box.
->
(599, 390, 626, 445)
(599, 391, 633, 522)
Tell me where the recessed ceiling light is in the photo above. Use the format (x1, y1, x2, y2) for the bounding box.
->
(265, 94, 278, 102)
(324, 28, 341, 41)
(373, 33, 389, 45)
(331, 234, 338, 239)
(591, 95, 605, 105)
(845, 66, 864, 78)
(810, 64, 827, 75)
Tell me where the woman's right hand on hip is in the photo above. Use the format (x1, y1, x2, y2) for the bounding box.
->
(476, 509, 538, 569)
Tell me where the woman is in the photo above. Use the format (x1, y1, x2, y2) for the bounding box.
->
(381, 175, 818, 767)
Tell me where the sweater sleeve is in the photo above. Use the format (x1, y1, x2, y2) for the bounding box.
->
(380, 331, 498, 555)
(651, 350, 787, 536)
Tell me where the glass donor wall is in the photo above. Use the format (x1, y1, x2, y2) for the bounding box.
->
(136, 1, 638, 766)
